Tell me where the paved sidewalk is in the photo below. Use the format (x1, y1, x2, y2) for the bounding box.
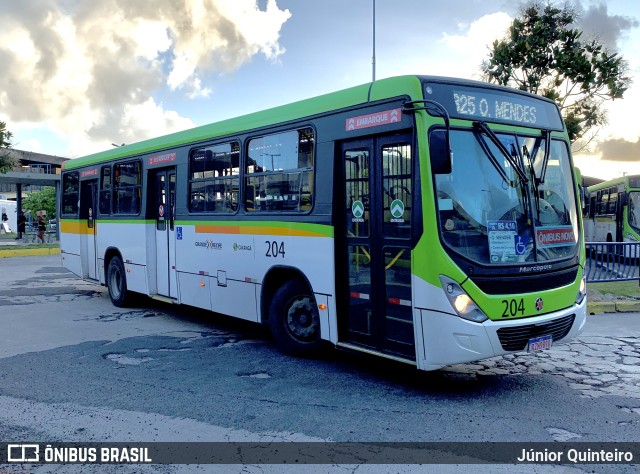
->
(0, 231, 58, 245)
(447, 311, 640, 403)
(0, 234, 60, 257)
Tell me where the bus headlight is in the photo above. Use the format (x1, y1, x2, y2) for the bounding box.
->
(575, 276, 587, 305)
(440, 276, 488, 323)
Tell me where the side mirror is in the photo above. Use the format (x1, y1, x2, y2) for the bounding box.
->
(580, 186, 589, 209)
(429, 129, 452, 174)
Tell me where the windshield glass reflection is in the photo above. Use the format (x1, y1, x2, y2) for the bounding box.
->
(433, 127, 578, 265)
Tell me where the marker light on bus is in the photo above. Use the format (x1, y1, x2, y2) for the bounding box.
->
(575, 276, 587, 305)
(439, 276, 488, 323)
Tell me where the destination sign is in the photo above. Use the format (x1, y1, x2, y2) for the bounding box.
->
(148, 152, 176, 166)
(423, 82, 563, 130)
(80, 168, 98, 178)
(345, 108, 402, 131)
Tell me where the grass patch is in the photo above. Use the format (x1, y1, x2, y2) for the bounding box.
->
(0, 243, 59, 250)
(589, 280, 640, 299)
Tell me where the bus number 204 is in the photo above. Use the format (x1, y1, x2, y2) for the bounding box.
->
(501, 298, 525, 318)
(265, 241, 286, 258)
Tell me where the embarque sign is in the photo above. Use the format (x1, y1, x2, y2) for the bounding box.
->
(346, 108, 402, 131)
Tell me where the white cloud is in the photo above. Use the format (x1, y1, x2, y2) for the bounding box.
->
(0, 0, 291, 157)
(19, 139, 43, 153)
(438, 12, 513, 79)
(573, 153, 639, 180)
(165, 0, 291, 91)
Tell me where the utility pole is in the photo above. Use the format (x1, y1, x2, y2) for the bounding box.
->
(372, 0, 376, 82)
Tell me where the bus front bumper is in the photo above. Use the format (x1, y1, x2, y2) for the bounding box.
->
(418, 297, 587, 371)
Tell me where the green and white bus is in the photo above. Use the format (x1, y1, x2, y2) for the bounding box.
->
(584, 174, 640, 243)
(60, 75, 586, 370)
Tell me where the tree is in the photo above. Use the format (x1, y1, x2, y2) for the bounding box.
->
(0, 121, 15, 173)
(481, 2, 631, 145)
(22, 187, 57, 220)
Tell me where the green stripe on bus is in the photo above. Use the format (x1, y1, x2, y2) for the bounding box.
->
(63, 76, 424, 171)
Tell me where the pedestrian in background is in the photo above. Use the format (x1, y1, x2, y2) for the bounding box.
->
(1, 212, 9, 234)
(37, 215, 46, 243)
(16, 212, 26, 240)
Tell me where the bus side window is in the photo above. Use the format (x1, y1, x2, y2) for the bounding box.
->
(189, 142, 240, 213)
(113, 161, 141, 215)
(99, 165, 111, 215)
(245, 127, 314, 213)
(62, 171, 80, 216)
(608, 188, 618, 215)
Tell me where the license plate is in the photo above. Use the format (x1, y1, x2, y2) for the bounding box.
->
(527, 334, 553, 352)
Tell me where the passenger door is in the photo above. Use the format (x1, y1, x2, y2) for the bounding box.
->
(151, 168, 177, 298)
(80, 179, 98, 280)
(337, 134, 416, 360)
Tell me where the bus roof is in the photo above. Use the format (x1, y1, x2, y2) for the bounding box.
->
(587, 175, 640, 192)
(63, 74, 560, 171)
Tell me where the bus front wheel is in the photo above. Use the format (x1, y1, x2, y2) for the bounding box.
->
(269, 280, 323, 357)
(107, 256, 130, 307)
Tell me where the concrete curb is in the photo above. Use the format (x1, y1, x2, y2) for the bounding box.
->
(0, 247, 61, 258)
(613, 300, 640, 312)
(588, 300, 640, 314)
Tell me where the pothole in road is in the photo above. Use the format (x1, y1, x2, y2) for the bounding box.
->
(239, 372, 272, 379)
(546, 427, 582, 441)
(105, 353, 154, 365)
(97, 310, 162, 322)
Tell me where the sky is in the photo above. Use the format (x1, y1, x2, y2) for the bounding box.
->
(1, 0, 639, 180)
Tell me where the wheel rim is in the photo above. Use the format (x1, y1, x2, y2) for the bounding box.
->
(285, 295, 319, 342)
(110, 264, 122, 299)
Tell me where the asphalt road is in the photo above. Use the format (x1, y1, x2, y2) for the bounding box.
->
(0, 255, 638, 473)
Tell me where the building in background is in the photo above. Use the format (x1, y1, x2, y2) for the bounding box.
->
(0, 149, 68, 199)
(0, 149, 69, 239)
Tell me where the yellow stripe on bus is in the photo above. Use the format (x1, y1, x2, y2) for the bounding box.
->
(60, 221, 97, 235)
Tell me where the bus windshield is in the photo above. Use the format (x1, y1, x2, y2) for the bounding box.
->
(433, 127, 579, 266)
(629, 192, 640, 235)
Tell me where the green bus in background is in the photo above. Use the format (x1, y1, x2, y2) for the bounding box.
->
(60, 75, 586, 371)
(583, 175, 640, 244)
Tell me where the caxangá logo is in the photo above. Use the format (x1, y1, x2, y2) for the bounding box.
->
(233, 242, 252, 251)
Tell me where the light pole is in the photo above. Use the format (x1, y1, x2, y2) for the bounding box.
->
(372, 0, 376, 82)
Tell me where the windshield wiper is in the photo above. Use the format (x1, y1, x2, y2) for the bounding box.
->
(473, 121, 538, 230)
(473, 121, 529, 184)
(538, 129, 551, 184)
(523, 144, 541, 219)
(526, 130, 551, 185)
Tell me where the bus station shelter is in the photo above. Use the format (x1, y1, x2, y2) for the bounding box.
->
(0, 169, 62, 241)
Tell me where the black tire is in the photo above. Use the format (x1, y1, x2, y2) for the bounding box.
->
(269, 280, 323, 357)
(106, 256, 130, 307)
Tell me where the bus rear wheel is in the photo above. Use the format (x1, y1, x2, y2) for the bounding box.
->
(107, 255, 130, 307)
(269, 280, 323, 357)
